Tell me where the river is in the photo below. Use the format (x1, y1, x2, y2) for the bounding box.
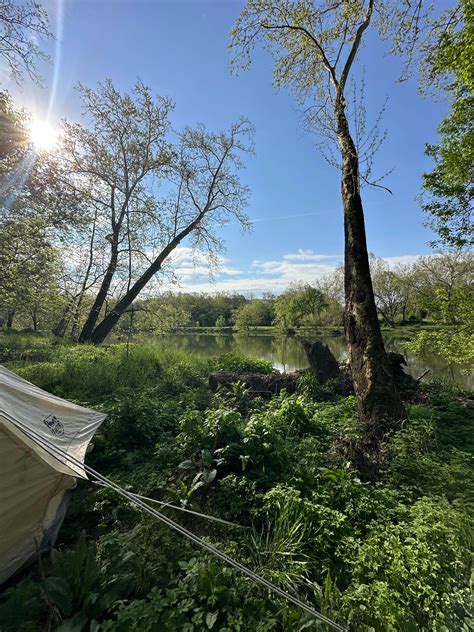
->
(145, 332, 473, 390)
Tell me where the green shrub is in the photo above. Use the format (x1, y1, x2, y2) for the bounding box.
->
(212, 353, 274, 374)
(43, 531, 135, 631)
(297, 372, 341, 402)
(338, 498, 472, 631)
(0, 579, 47, 632)
(1, 334, 472, 631)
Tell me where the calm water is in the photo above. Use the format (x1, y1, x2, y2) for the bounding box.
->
(146, 332, 473, 390)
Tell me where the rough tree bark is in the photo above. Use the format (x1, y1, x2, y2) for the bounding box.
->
(79, 190, 122, 343)
(229, 0, 408, 457)
(336, 96, 406, 438)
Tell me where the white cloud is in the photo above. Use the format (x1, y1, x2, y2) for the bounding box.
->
(173, 276, 292, 294)
(174, 265, 241, 279)
(165, 251, 426, 296)
(283, 250, 338, 262)
(167, 247, 212, 266)
(381, 255, 424, 269)
(251, 258, 338, 282)
(160, 250, 343, 295)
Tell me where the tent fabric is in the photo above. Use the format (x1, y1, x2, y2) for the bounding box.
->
(0, 365, 106, 477)
(0, 365, 106, 584)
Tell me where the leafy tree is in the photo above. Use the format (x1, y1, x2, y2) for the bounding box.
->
(407, 251, 473, 369)
(421, 0, 473, 248)
(233, 298, 274, 330)
(274, 283, 326, 331)
(413, 252, 473, 325)
(315, 268, 344, 327)
(370, 258, 406, 327)
(54, 80, 174, 343)
(0, 215, 59, 329)
(215, 314, 227, 329)
(55, 80, 252, 344)
(0, 1, 52, 160)
(406, 286, 473, 368)
(131, 299, 191, 335)
(0, 92, 29, 159)
(230, 0, 409, 446)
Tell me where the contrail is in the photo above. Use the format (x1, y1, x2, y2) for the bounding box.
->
(248, 210, 333, 224)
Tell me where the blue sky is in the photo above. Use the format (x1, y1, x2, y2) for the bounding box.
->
(8, 0, 449, 295)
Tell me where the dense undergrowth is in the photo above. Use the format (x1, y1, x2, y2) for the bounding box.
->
(0, 333, 472, 631)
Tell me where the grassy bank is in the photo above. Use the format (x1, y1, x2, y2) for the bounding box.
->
(153, 323, 447, 338)
(0, 334, 472, 631)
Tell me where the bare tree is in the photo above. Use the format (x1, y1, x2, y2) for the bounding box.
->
(0, 0, 51, 85)
(87, 119, 253, 344)
(54, 80, 173, 343)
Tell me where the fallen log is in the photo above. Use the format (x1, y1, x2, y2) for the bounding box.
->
(209, 370, 305, 397)
(208, 346, 417, 401)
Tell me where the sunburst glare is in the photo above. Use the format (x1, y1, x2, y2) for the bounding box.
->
(30, 119, 59, 152)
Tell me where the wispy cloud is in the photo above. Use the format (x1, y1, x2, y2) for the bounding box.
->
(162, 250, 425, 296)
(174, 265, 241, 279)
(248, 210, 334, 224)
(283, 249, 339, 262)
(382, 255, 424, 268)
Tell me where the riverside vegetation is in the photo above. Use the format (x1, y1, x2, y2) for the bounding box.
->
(0, 0, 472, 629)
(0, 333, 472, 631)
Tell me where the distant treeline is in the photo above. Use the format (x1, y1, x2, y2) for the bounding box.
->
(1, 252, 471, 344)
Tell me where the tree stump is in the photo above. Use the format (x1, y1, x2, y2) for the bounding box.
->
(298, 338, 341, 383)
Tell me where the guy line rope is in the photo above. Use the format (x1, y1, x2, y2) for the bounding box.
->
(8, 416, 348, 632)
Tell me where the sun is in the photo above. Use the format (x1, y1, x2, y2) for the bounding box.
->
(30, 119, 59, 152)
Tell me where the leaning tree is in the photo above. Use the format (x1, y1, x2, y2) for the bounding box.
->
(56, 80, 253, 344)
(86, 119, 253, 344)
(57, 80, 174, 343)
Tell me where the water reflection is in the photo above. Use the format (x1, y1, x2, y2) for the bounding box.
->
(145, 332, 472, 390)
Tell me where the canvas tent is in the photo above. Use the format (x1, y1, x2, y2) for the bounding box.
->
(0, 365, 106, 584)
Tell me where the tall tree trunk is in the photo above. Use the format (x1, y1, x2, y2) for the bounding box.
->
(336, 99, 406, 447)
(79, 238, 119, 342)
(6, 308, 15, 329)
(402, 305, 407, 324)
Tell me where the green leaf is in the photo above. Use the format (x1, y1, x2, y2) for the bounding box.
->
(206, 611, 218, 629)
(56, 611, 89, 632)
(44, 576, 73, 616)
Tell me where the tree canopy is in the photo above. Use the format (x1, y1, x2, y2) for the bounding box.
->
(421, 0, 473, 248)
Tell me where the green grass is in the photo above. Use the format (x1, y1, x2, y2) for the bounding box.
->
(0, 330, 68, 364)
(11, 341, 210, 403)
